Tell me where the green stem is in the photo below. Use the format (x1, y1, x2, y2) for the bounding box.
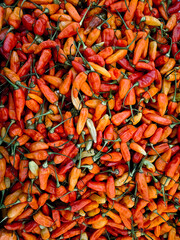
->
(79, 3, 92, 26)
(115, 10, 129, 30)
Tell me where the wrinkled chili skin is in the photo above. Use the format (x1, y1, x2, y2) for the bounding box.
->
(138, 70, 157, 88)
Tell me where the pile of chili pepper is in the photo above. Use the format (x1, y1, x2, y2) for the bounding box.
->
(0, 0, 180, 239)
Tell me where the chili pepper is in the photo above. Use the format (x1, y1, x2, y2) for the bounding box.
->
(4, 222, 23, 231)
(165, 153, 180, 178)
(0, 104, 8, 122)
(144, 113, 172, 125)
(87, 181, 106, 192)
(0, 155, 6, 183)
(65, 1, 81, 22)
(7, 202, 27, 219)
(22, 14, 36, 31)
(72, 72, 87, 98)
(52, 209, 61, 228)
(10, 51, 20, 73)
(72, 60, 86, 73)
(8, 7, 23, 29)
(157, 93, 168, 116)
(37, 78, 58, 104)
(23, 129, 44, 141)
(100, 152, 122, 162)
(34, 17, 47, 36)
(68, 166, 81, 191)
(105, 49, 128, 65)
(33, 210, 54, 227)
(59, 70, 72, 95)
(0, 7, 4, 32)
(88, 72, 101, 94)
(51, 220, 77, 238)
(54, 142, 77, 164)
(76, 107, 88, 135)
(168, 1, 180, 14)
(36, 49, 52, 75)
(3, 33, 17, 53)
(172, 23, 180, 60)
(24, 220, 38, 233)
(39, 161, 50, 190)
(133, 38, 147, 65)
(124, 0, 138, 21)
(106, 176, 115, 199)
(110, 0, 130, 12)
(17, 54, 33, 79)
(119, 78, 131, 100)
(87, 55, 105, 67)
(24, 150, 48, 161)
(135, 171, 149, 201)
(111, 110, 131, 126)
(102, 28, 115, 47)
(117, 58, 135, 73)
(58, 22, 80, 39)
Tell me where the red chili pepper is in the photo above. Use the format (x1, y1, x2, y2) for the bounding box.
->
(58, 22, 80, 39)
(144, 113, 172, 125)
(23, 129, 44, 141)
(117, 58, 135, 73)
(19, 159, 28, 182)
(17, 54, 33, 78)
(128, 72, 143, 83)
(100, 83, 119, 92)
(114, 92, 122, 112)
(87, 55, 105, 67)
(178, 126, 180, 143)
(3, 32, 17, 53)
(159, 45, 170, 55)
(137, 69, 157, 88)
(83, 47, 96, 58)
(0, 104, 8, 122)
(58, 159, 74, 175)
(4, 222, 23, 231)
(24, 221, 38, 232)
(87, 181, 106, 192)
(155, 55, 169, 67)
(13, 87, 25, 122)
(168, 1, 180, 14)
(72, 60, 86, 73)
(37, 78, 58, 104)
(165, 153, 180, 178)
(87, 72, 101, 94)
(52, 209, 61, 228)
(102, 28, 115, 47)
(36, 49, 52, 75)
(175, 11, 180, 21)
(135, 171, 149, 201)
(104, 124, 114, 142)
(110, 0, 130, 12)
(16, 42, 27, 61)
(54, 142, 78, 164)
(51, 221, 77, 239)
(172, 23, 180, 60)
(34, 18, 47, 36)
(36, 123, 47, 138)
(22, 14, 36, 31)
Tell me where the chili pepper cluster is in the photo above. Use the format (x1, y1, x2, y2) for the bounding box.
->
(0, 0, 180, 239)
